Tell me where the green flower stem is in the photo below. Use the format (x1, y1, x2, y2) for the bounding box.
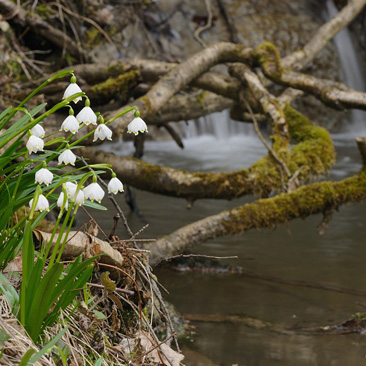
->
(11, 152, 28, 202)
(2, 70, 74, 128)
(56, 206, 78, 263)
(0, 92, 85, 150)
(47, 201, 75, 271)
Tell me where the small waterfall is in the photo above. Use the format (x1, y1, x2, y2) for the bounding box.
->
(324, 0, 366, 131)
(181, 110, 255, 139)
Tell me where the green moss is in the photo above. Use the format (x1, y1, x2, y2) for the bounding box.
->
(85, 27, 101, 47)
(197, 91, 208, 106)
(255, 42, 283, 81)
(89, 70, 140, 103)
(222, 173, 366, 234)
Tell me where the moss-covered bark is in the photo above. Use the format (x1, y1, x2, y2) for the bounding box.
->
(87, 70, 140, 104)
(147, 172, 366, 265)
(81, 104, 334, 200)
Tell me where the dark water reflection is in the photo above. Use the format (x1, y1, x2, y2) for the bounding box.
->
(80, 129, 366, 365)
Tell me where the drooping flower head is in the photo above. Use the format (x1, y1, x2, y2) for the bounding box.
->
(60, 108, 79, 134)
(30, 124, 45, 138)
(63, 75, 83, 104)
(63, 181, 84, 206)
(127, 110, 148, 135)
(58, 147, 77, 166)
(57, 191, 69, 210)
(35, 166, 53, 186)
(108, 173, 124, 195)
(93, 117, 112, 142)
(26, 135, 44, 154)
(76, 98, 97, 126)
(29, 194, 49, 212)
(83, 179, 105, 203)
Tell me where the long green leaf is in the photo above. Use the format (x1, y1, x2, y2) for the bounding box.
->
(26, 263, 63, 341)
(28, 327, 67, 364)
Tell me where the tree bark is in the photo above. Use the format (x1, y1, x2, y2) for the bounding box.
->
(146, 172, 366, 266)
(79, 104, 335, 200)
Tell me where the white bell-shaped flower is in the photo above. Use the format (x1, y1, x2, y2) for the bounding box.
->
(58, 149, 76, 166)
(26, 135, 44, 154)
(30, 124, 45, 138)
(35, 168, 53, 186)
(93, 124, 112, 142)
(73, 190, 85, 206)
(63, 78, 82, 104)
(64, 182, 77, 197)
(76, 106, 97, 126)
(108, 176, 124, 194)
(127, 117, 148, 135)
(57, 192, 69, 210)
(29, 194, 49, 212)
(60, 115, 79, 134)
(83, 182, 105, 203)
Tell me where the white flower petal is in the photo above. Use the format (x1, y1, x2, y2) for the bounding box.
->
(29, 194, 49, 212)
(83, 183, 105, 203)
(76, 106, 97, 126)
(73, 190, 85, 206)
(26, 135, 44, 154)
(108, 177, 124, 194)
(58, 149, 76, 166)
(127, 117, 148, 135)
(60, 115, 79, 134)
(30, 124, 45, 138)
(63, 83, 82, 104)
(93, 124, 112, 142)
(35, 168, 53, 186)
(57, 192, 69, 210)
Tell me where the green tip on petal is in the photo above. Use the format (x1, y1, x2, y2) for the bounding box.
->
(134, 109, 140, 118)
(85, 98, 90, 107)
(70, 75, 77, 84)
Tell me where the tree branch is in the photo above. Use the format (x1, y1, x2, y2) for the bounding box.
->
(146, 172, 366, 266)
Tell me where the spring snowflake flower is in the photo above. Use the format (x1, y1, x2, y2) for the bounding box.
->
(60, 115, 79, 134)
(35, 168, 53, 186)
(30, 124, 45, 138)
(73, 190, 85, 206)
(57, 192, 69, 210)
(26, 135, 44, 154)
(83, 183, 105, 203)
(63, 75, 82, 104)
(29, 194, 49, 212)
(127, 117, 148, 135)
(93, 124, 112, 142)
(58, 149, 76, 166)
(76, 98, 97, 126)
(108, 175, 124, 194)
(63, 182, 84, 206)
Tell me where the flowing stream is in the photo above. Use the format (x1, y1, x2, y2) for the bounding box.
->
(81, 2, 366, 364)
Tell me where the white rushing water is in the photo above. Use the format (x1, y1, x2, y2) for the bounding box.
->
(324, 0, 366, 133)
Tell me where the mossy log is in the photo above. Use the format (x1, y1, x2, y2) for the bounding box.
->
(80, 105, 335, 200)
(146, 172, 366, 266)
(104, 42, 255, 136)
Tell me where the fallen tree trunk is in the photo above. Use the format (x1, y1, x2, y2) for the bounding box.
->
(145, 171, 366, 266)
(80, 105, 335, 200)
